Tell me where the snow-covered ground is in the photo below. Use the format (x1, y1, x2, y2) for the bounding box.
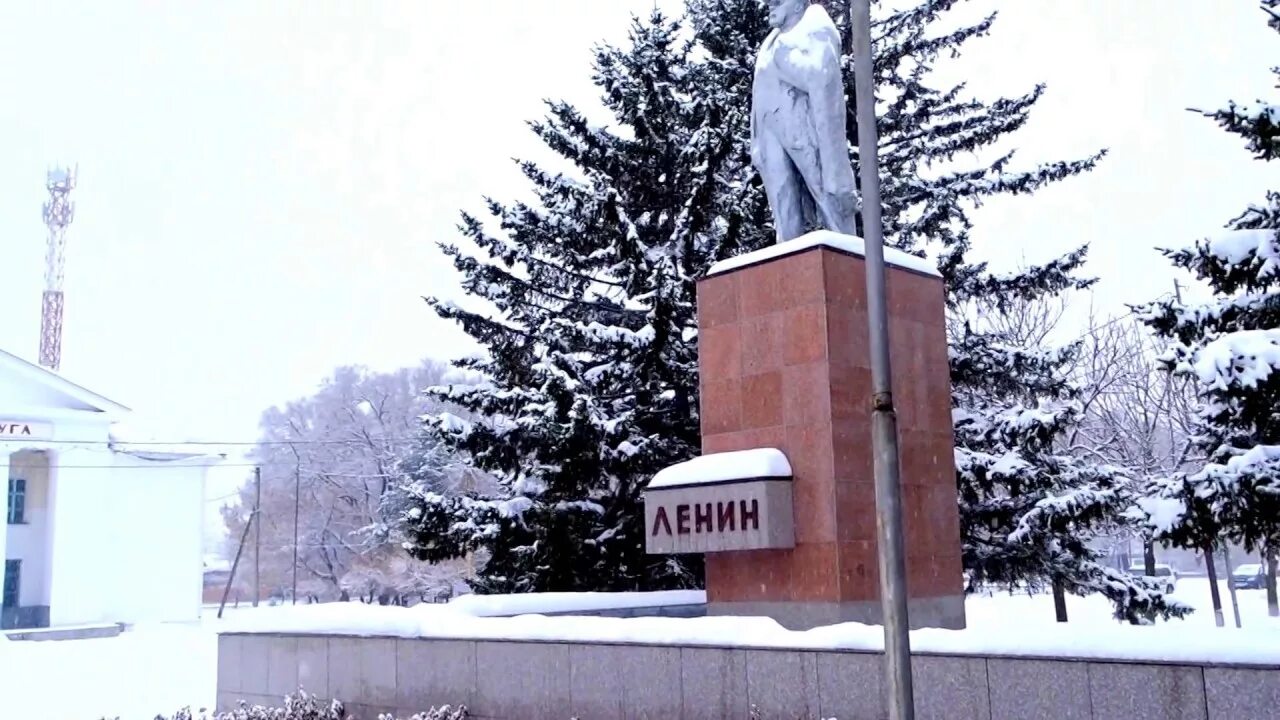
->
(0, 622, 217, 720)
(2, 579, 1277, 720)
(970, 577, 1280, 632)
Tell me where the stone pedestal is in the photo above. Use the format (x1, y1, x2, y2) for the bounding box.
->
(696, 234, 965, 630)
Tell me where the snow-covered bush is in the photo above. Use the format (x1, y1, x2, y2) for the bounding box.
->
(104, 692, 468, 720)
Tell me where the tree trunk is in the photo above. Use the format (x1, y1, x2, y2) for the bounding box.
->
(1052, 578, 1069, 623)
(1266, 549, 1279, 617)
(1127, 538, 1160, 625)
(1203, 544, 1225, 628)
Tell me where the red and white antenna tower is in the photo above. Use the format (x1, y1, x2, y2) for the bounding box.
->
(40, 165, 77, 371)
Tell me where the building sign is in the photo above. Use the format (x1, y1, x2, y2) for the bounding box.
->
(644, 479, 794, 554)
(0, 421, 53, 440)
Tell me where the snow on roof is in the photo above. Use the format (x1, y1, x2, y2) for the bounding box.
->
(648, 448, 791, 489)
(108, 421, 226, 460)
(114, 449, 224, 462)
(0, 347, 130, 415)
(706, 230, 940, 279)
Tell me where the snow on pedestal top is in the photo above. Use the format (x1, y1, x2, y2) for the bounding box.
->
(648, 448, 791, 489)
(706, 230, 940, 278)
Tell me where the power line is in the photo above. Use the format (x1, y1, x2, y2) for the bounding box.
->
(15, 437, 427, 447)
(36, 462, 264, 470)
(204, 486, 244, 499)
(46, 463, 400, 472)
(39, 462, 260, 470)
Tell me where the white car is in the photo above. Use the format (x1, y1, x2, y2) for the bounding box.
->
(1128, 563, 1178, 593)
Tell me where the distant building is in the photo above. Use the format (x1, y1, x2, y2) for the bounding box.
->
(1, 348, 222, 630)
(202, 555, 235, 605)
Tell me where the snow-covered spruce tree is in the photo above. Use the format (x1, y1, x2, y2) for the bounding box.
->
(398, 0, 1150, 603)
(1137, 0, 1280, 616)
(396, 11, 741, 592)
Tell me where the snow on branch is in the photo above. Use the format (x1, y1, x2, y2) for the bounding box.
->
(1195, 99, 1280, 161)
(1208, 228, 1280, 268)
(1008, 485, 1120, 544)
(1191, 329, 1280, 390)
(1194, 445, 1280, 492)
(1067, 561, 1193, 623)
(1134, 492, 1189, 536)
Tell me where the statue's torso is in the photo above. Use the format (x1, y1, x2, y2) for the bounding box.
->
(753, 30, 817, 150)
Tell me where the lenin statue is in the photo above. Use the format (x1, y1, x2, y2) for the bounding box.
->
(751, 0, 860, 243)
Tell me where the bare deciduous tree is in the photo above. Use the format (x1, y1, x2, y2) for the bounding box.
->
(1065, 305, 1224, 620)
(1072, 309, 1199, 483)
(949, 287, 1188, 624)
(220, 360, 480, 603)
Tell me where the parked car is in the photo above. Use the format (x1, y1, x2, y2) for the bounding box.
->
(1128, 563, 1178, 593)
(1231, 563, 1267, 590)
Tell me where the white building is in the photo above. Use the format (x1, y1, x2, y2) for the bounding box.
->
(1, 348, 221, 630)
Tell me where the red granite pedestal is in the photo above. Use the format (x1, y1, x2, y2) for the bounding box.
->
(697, 238, 966, 630)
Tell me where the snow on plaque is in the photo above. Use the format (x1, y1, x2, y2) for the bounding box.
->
(644, 448, 795, 555)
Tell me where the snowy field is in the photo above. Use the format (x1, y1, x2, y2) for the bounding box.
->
(0, 622, 218, 720)
(2, 579, 1278, 720)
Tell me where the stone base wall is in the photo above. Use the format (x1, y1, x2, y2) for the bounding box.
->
(3, 621, 121, 642)
(218, 633, 1280, 720)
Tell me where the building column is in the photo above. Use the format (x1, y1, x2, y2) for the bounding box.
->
(1, 450, 10, 625)
(46, 446, 113, 627)
(41, 450, 58, 624)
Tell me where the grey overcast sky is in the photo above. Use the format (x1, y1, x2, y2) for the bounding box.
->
(0, 1, 1273, 471)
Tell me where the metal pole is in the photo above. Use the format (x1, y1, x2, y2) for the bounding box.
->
(292, 462, 300, 605)
(253, 466, 261, 608)
(850, 2, 914, 718)
(217, 509, 255, 619)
